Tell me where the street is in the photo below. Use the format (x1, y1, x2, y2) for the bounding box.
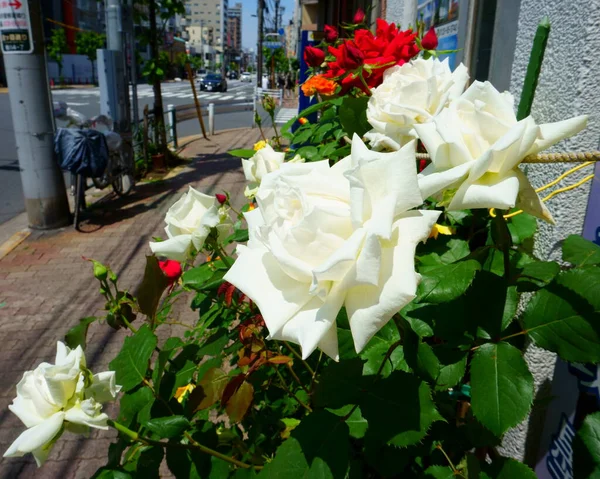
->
(0, 79, 264, 226)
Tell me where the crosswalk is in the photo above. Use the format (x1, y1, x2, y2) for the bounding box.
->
(275, 108, 298, 124)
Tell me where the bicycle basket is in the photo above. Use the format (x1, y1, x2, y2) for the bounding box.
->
(54, 128, 109, 177)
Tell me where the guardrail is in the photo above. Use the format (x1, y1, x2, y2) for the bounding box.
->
(165, 99, 253, 148)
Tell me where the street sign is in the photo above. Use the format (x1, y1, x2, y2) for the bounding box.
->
(0, 0, 33, 54)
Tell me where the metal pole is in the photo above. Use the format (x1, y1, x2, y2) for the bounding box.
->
(126, 0, 139, 125)
(208, 103, 215, 136)
(257, 0, 264, 88)
(2, 0, 70, 229)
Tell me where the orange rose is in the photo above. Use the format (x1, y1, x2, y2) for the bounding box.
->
(301, 75, 338, 97)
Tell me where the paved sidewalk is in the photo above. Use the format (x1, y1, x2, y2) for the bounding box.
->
(0, 127, 268, 478)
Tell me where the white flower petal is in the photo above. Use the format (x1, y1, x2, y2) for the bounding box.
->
(449, 170, 520, 211)
(64, 399, 109, 430)
(86, 371, 121, 403)
(418, 162, 472, 200)
(149, 234, 193, 262)
(528, 115, 588, 156)
(4, 411, 65, 465)
(514, 168, 554, 223)
(345, 210, 441, 353)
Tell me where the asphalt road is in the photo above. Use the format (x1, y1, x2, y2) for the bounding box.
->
(0, 79, 266, 226)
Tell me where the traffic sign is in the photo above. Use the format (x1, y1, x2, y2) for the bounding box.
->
(0, 0, 33, 54)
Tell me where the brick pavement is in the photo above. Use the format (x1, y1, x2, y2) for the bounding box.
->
(0, 127, 270, 478)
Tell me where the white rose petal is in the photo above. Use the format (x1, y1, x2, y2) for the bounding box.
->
(225, 135, 439, 359)
(242, 144, 285, 197)
(149, 186, 226, 261)
(365, 57, 469, 150)
(64, 399, 110, 430)
(415, 81, 587, 221)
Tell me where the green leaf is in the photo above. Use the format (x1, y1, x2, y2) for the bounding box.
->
(258, 410, 350, 478)
(183, 262, 224, 290)
(295, 145, 319, 161)
(360, 321, 407, 376)
(225, 380, 254, 423)
(470, 342, 533, 436)
(481, 457, 537, 478)
(153, 337, 183, 390)
(563, 234, 600, 266)
(434, 348, 468, 391)
(118, 386, 154, 427)
(109, 325, 157, 392)
(418, 237, 471, 268)
(137, 256, 171, 318)
(146, 416, 190, 439)
(507, 213, 537, 245)
(417, 260, 481, 304)
(314, 358, 364, 408)
(516, 261, 560, 292)
(224, 228, 249, 245)
(403, 327, 439, 382)
(137, 446, 164, 479)
(339, 96, 370, 138)
(574, 411, 600, 479)
(423, 465, 455, 478)
(361, 371, 442, 447)
(65, 316, 97, 350)
(522, 268, 600, 362)
(228, 148, 256, 158)
(92, 470, 133, 479)
(327, 405, 368, 439)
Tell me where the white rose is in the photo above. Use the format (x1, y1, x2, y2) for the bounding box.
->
(242, 144, 285, 197)
(149, 186, 224, 261)
(365, 57, 469, 151)
(414, 81, 588, 222)
(224, 135, 440, 359)
(4, 342, 121, 466)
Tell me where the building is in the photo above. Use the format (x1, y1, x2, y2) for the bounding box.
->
(182, 0, 228, 69)
(227, 2, 242, 57)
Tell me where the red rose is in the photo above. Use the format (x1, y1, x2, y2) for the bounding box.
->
(303, 46, 325, 68)
(159, 260, 182, 284)
(332, 41, 364, 70)
(215, 193, 227, 204)
(421, 26, 438, 50)
(375, 19, 398, 43)
(324, 25, 338, 43)
(353, 7, 365, 24)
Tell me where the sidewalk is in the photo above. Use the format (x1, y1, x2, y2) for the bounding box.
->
(0, 127, 269, 478)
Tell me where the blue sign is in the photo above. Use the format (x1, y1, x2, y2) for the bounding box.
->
(296, 31, 318, 131)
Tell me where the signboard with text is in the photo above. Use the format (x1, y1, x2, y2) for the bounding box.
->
(0, 0, 32, 54)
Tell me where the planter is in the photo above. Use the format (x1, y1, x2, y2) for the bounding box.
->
(151, 153, 166, 171)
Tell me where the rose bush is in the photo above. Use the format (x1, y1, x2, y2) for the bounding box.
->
(4, 13, 600, 479)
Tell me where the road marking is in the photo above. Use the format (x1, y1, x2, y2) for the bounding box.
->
(67, 102, 89, 106)
(220, 95, 233, 100)
(196, 93, 209, 98)
(204, 94, 219, 100)
(0, 229, 30, 261)
(275, 108, 298, 124)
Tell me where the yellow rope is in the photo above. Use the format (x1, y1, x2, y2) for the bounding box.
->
(534, 161, 594, 193)
(540, 174, 595, 202)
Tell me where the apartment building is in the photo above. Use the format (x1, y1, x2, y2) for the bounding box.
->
(183, 0, 228, 67)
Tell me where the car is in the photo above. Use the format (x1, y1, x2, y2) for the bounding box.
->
(198, 73, 227, 92)
(240, 72, 252, 82)
(228, 71, 239, 80)
(196, 69, 208, 80)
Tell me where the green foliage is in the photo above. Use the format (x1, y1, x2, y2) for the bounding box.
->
(64, 316, 97, 350)
(47, 28, 68, 75)
(75, 31, 105, 83)
(109, 325, 157, 392)
(574, 412, 600, 478)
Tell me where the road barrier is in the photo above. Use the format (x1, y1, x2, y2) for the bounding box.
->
(166, 99, 253, 147)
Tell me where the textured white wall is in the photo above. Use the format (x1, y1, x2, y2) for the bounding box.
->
(385, 0, 416, 29)
(501, 0, 600, 463)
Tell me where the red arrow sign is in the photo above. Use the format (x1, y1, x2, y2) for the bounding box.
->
(9, 0, 22, 9)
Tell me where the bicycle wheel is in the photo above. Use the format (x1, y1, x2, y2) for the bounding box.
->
(111, 151, 134, 197)
(73, 174, 86, 230)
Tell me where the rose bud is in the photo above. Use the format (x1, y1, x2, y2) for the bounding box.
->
(216, 193, 227, 204)
(303, 45, 325, 68)
(339, 41, 364, 70)
(421, 26, 438, 50)
(324, 25, 338, 43)
(353, 7, 365, 24)
(159, 260, 182, 284)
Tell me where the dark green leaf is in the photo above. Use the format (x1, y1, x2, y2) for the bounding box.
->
(225, 228, 249, 245)
(146, 416, 190, 439)
(137, 256, 171, 317)
(228, 148, 256, 158)
(361, 371, 443, 447)
(137, 446, 164, 479)
(470, 342, 533, 436)
(65, 316, 97, 350)
(92, 470, 132, 479)
(417, 260, 481, 304)
(183, 263, 223, 290)
(360, 321, 407, 376)
(434, 348, 468, 391)
(118, 386, 154, 427)
(258, 410, 350, 479)
(574, 411, 600, 479)
(423, 465, 455, 478)
(327, 405, 368, 439)
(507, 213, 537, 245)
(523, 268, 600, 362)
(153, 336, 183, 390)
(314, 358, 365, 408)
(403, 327, 439, 382)
(109, 325, 157, 392)
(295, 145, 319, 161)
(339, 96, 370, 138)
(481, 457, 537, 478)
(563, 234, 600, 266)
(516, 261, 560, 292)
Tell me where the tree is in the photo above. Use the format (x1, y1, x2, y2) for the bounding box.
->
(75, 31, 105, 84)
(48, 29, 68, 83)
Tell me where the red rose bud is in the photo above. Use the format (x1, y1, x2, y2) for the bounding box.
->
(421, 26, 438, 50)
(158, 260, 182, 284)
(324, 25, 339, 43)
(339, 41, 364, 70)
(216, 193, 227, 204)
(303, 46, 325, 68)
(353, 7, 365, 24)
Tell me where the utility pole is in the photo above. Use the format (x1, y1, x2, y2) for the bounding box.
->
(275, 0, 280, 33)
(1, 0, 70, 228)
(256, 0, 264, 87)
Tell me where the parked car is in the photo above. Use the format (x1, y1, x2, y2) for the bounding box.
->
(228, 71, 239, 80)
(240, 72, 252, 82)
(198, 73, 227, 92)
(196, 69, 208, 80)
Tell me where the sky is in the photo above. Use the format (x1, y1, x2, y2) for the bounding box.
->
(238, 0, 295, 51)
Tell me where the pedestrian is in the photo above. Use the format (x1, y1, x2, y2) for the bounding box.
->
(285, 73, 295, 98)
(261, 74, 268, 90)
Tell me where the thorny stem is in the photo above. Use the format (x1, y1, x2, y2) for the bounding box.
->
(162, 320, 194, 330)
(274, 366, 313, 412)
(283, 341, 315, 376)
(358, 72, 372, 96)
(436, 443, 465, 477)
(216, 245, 233, 268)
(276, 344, 310, 396)
(310, 351, 323, 393)
(107, 420, 262, 470)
